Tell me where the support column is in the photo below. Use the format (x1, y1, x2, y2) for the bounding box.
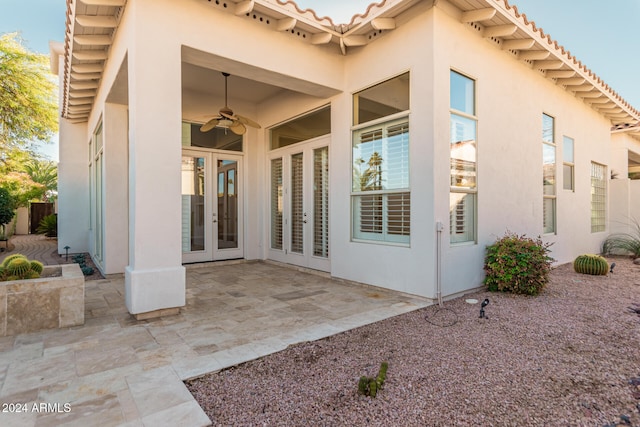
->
(102, 103, 129, 274)
(57, 119, 89, 254)
(125, 26, 185, 317)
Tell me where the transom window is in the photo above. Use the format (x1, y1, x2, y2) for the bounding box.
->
(182, 122, 243, 152)
(352, 73, 410, 245)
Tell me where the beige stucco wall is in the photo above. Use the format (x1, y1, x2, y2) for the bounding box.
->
(57, 0, 631, 306)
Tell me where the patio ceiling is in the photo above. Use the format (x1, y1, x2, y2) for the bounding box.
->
(60, 0, 640, 127)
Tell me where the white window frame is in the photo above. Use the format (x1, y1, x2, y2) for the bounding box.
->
(351, 112, 410, 245)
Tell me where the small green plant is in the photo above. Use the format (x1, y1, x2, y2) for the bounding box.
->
(36, 214, 57, 237)
(484, 232, 554, 296)
(573, 254, 608, 276)
(358, 362, 388, 398)
(0, 253, 42, 281)
(81, 266, 94, 276)
(602, 218, 640, 258)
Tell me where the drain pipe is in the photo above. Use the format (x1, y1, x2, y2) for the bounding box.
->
(435, 221, 444, 307)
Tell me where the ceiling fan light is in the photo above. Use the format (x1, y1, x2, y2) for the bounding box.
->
(217, 118, 234, 128)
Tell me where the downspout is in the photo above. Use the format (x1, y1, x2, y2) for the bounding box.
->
(436, 221, 444, 306)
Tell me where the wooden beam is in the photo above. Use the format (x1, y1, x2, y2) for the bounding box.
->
(584, 97, 612, 104)
(73, 50, 108, 60)
(579, 92, 604, 98)
(461, 8, 496, 23)
(518, 50, 550, 61)
(71, 72, 102, 80)
(72, 63, 103, 73)
(276, 17, 296, 31)
(571, 84, 596, 92)
(67, 107, 92, 113)
(557, 77, 585, 86)
(483, 24, 517, 38)
(371, 18, 396, 30)
(545, 70, 576, 79)
(534, 60, 563, 70)
(343, 35, 367, 47)
(74, 35, 112, 45)
(70, 81, 99, 90)
(75, 15, 118, 28)
(234, 0, 254, 16)
(68, 97, 94, 106)
(311, 32, 332, 45)
(79, 0, 125, 6)
(502, 39, 535, 50)
(69, 90, 96, 98)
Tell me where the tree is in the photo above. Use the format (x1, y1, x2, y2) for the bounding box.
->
(0, 32, 58, 153)
(0, 187, 16, 237)
(23, 159, 57, 201)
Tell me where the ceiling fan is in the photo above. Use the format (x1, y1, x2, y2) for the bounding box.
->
(200, 72, 261, 135)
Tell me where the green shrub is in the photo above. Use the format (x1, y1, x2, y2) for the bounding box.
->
(36, 214, 57, 237)
(484, 232, 554, 296)
(602, 218, 640, 257)
(573, 254, 608, 275)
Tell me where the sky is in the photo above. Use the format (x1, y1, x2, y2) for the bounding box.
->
(1, 0, 638, 160)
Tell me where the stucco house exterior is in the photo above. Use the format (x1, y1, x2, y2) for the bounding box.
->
(51, 0, 640, 318)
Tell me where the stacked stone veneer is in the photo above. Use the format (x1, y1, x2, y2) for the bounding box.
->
(0, 264, 84, 336)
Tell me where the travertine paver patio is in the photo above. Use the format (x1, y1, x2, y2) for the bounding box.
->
(0, 259, 430, 426)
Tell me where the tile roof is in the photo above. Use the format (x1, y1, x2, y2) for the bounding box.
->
(56, 0, 639, 126)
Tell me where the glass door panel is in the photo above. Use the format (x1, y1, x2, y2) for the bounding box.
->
(271, 158, 283, 250)
(181, 155, 211, 262)
(290, 153, 304, 254)
(217, 160, 238, 250)
(313, 146, 329, 259)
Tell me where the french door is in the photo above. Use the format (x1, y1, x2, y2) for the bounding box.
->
(181, 150, 243, 263)
(268, 136, 330, 272)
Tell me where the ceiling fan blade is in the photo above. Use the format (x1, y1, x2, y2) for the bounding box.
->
(200, 117, 220, 132)
(236, 114, 261, 128)
(230, 122, 247, 135)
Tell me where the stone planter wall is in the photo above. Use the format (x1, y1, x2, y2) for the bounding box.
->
(0, 264, 85, 336)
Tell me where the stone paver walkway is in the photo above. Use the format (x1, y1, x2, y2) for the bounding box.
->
(0, 236, 431, 426)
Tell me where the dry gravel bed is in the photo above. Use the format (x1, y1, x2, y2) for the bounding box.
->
(187, 257, 640, 426)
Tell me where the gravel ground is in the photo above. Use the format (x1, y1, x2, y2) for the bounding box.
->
(186, 257, 640, 427)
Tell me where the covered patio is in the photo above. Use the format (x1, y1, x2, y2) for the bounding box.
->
(0, 260, 429, 426)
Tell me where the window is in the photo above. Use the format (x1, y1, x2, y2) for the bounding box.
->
(450, 70, 477, 243)
(590, 162, 606, 232)
(542, 114, 556, 234)
(270, 106, 331, 149)
(91, 122, 104, 264)
(182, 121, 243, 151)
(352, 73, 410, 244)
(563, 136, 574, 191)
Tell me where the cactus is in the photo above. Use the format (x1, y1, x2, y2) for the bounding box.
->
(573, 254, 608, 276)
(0, 254, 42, 281)
(1, 254, 27, 268)
(7, 258, 31, 277)
(357, 362, 389, 398)
(30, 260, 44, 274)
